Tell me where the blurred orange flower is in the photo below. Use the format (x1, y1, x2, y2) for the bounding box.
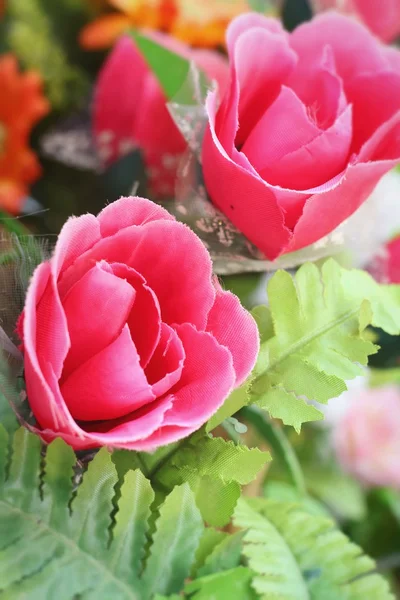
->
(80, 0, 251, 49)
(0, 55, 49, 213)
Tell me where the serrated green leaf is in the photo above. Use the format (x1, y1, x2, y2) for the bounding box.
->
(142, 483, 204, 598)
(191, 528, 229, 577)
(250, 260, 399, 431)
(234, 498, 394, 599)
(70, 448, 118, 559)
(154, 433, 270, 527)
(192, 476, 240, 527)
(207, 383, 251, 431)
(160, 435, 271, 486)
(41, 438, 75, 532)
(198, 530, 245, 577)
(3, 427, 42, 513)
(254, 382, 323, 432)
(0, 428, 206, 598)
(110, 470, 155, 587)
(185, 567, 258, 599)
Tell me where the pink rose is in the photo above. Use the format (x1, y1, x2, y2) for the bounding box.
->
(94, 34, 229, 198)
(313, 0, 400, 43)
(369, 235, 400, 283)
(202, 13, 400, 260)
(21, 196, 258, 450)
(334, 385, 400, 489)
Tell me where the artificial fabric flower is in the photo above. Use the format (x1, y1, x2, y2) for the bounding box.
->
(20, 196, 258, 450)
(313, 0, 400, 43)
(334, 385, 400, 489)
(94, 34, 228, 197)
(0, 54, 49, 213)
(202, 12, 400, 260)
(80, 0, 251, 49)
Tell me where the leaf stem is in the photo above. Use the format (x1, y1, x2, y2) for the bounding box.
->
(241, 406, 306, 496)
(0, 211, 29, 237)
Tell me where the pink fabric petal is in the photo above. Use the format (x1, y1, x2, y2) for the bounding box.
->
(290, 163, 398, 253)
(289, 109, 400, 252)
(358, 108, 400, 163)
(259, 104, 353, 192)
(61, 324, 155, 421)
(109, 262, 161, 368)
(51, 214, 101, 280)
(78, 394, 173, 446)
(288, 45, 346, 128)
(232, 27, 297, 145)
(61, 262, 135, 378)
(35, 271, 70, 381)
(145, 323, 185, 397)
(206, 290, 259, 386)
(352, 0, 400, 42)
(290, 13, 388, 88)
(162, 323, 235, 428)
(242, 86, 322, 174)
(93, 36, 151, 167)
(345, 71, 400, 153)
(23, 263, 75, 434)
(227, 13, 287, 53)
(38, 380, 173, 451)
(59, 220, 216, 329)
(121, 423, 193, 452)
(98, 196, 174, 238)
(202, 90, 291, 260)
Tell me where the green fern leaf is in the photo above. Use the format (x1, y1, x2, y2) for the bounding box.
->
(142, 483, 204, 597)
(251, 260, 400, 431)
(154, 433, 270, 527)
(0, 427, 204, 599)
(185, 567, 258, 599)
(234, 498, 394, 600)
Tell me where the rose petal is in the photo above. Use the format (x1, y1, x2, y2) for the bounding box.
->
(61, 262, 135, 378)
(259, 104, 353, 193)
(145, 323, 185, 397)
(288, 45, 346, 127)
(23, 263, 73, 433)
(61, 324, 155, 421)
(206, 290, 259, 386)
(242, 86, 322, 174)
(98, 195, 175, 238)
(59, 220, 216, 329)
(290, 162, 400, 253)
(352, 0, 400, 43)
(232, 27, 297, 144)
(162, 323, 235, 428)
(346, 71, 400, 153)
(290, 13, 388, 87)
(202, 90, 291, 260)
(38, 379, 173, 451)
(109, 262, 162, 368)
(93, 36, 151, 167)
(226, 13, 287, 55)
(121, 423, 193, 452)
(51, 214, 101, 280)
